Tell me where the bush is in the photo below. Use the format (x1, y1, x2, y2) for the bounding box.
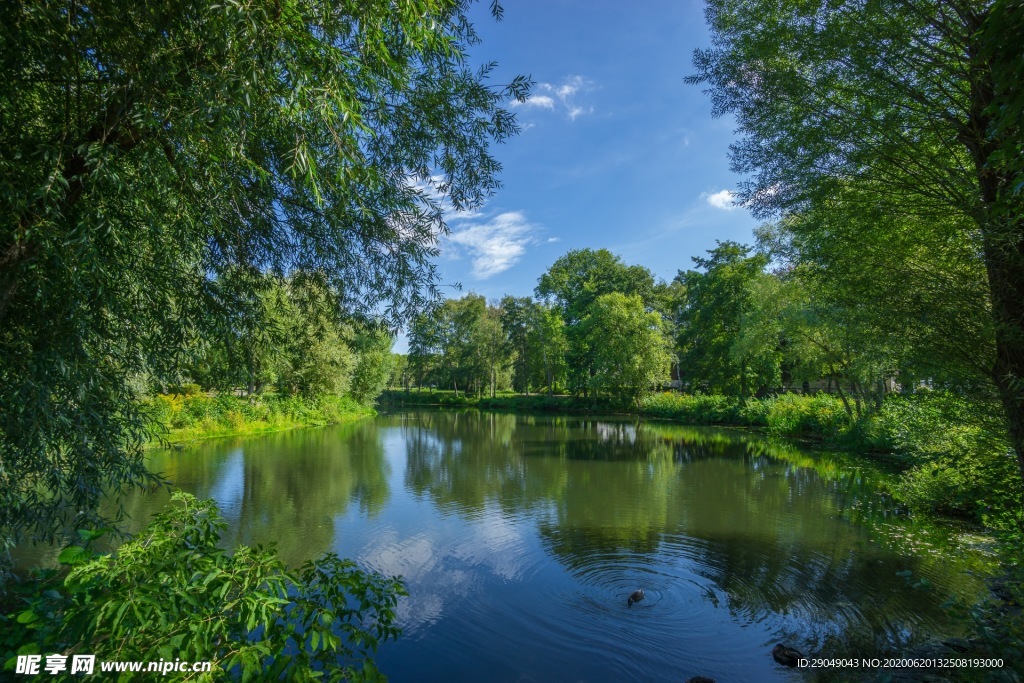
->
(860, 393, 1023, 523)
(761, 393, 850, 437)
(5, 494, 406, 681)
(638, 392, 741, 424)
(141, 393, 374, 443)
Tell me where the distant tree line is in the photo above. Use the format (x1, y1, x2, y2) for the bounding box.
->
(403, 236, 995, 422)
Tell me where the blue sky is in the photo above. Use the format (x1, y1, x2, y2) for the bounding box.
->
(398, 1, 760, 349)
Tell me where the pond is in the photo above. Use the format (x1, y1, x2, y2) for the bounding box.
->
(26, 410, 994, 681)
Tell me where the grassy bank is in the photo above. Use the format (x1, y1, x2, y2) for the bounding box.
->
(144, 392, 375, 445)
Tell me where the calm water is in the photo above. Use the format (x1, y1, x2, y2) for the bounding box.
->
(25, 410, 994, 681)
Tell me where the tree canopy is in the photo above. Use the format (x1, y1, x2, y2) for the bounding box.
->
(0, 0, 527, 549)
(536, 249, 657, 396)
(675, 242, 775, 400)
(689, 0, 1024, 480)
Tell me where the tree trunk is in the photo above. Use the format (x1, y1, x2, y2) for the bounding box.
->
(739, 359, 748, 405)
(980, 216, 1024, 486)
(965, 27, 1024, 486)
(829, 366, 854, 418)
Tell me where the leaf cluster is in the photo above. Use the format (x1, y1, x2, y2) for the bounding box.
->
(8, 492, 406, 681)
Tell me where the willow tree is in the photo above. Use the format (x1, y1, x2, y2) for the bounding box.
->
(689, 0, 1024, 480)
(579, 293, 670, 405)
(0, 0, 527, 550)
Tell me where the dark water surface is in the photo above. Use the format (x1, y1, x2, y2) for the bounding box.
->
(24, 410, 995, 681)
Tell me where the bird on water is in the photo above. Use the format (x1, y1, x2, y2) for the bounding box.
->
(627, 589, 645, 607)
(772, 644, 804, 667)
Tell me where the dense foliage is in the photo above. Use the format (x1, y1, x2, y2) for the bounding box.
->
(687, 0, 1024, 483)
(0, 0, 526, 552)
(674, 242, 775, 400)
(145, 392, 373, 444)
(5, 493, 406, 681)
(407, 294, 514, 398)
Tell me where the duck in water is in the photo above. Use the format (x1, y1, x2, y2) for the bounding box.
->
(771, 644, 804, 667)
(627, 589, 645, 607)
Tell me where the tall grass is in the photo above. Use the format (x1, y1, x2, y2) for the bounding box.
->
(142, 393, 374, 444)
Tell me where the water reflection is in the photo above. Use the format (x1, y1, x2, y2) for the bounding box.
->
(119, 421, 391, 565)
(386, 411, 990, 667)
(19, 410, 994, 682)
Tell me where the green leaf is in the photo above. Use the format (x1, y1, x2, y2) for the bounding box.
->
(16, 610, 38, 624)
(58, 546, 90, 566)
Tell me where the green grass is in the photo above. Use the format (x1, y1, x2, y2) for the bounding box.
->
(143, 392, 375, 446)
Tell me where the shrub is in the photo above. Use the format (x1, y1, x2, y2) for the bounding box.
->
(638, 392, 741, 424)
(5, 494, 405, 681)
(168, 383, 203, 396)
(862, 393, 1023, 523)
(761, 393, 850, 437)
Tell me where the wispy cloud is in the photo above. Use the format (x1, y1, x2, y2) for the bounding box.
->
(702, 189, 737, 210)
(513, 75, 594, 121)
(446, 212, 539, 278)
(407, 173, 484, 221)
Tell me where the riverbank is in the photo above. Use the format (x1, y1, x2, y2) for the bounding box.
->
(144, 392, 376, 445)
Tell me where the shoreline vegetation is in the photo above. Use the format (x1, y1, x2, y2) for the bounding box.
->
(381, 388, 1020, 525)
(144, 389, 376, 447)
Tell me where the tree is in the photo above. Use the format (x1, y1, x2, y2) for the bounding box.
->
(470, 303, 512, 398)
(350, 328, 396, 405)
(407, 312, 441, 393)
(536, 249, 657, 396)
(532, 304, 569, 396)
(689, 0, 1024, 479)
(578, 293, 670, 405)
(270, 274, 356, 399)
(499, 296, 569, 396)
(389, 354, 410, 392)
(0, 0, 527, 551)
(675, 242, 777, 400)
(500, 296, 537, 394)
(755, 188, 996, 412)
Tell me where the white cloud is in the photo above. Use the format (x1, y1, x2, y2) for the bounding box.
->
(406, 173, 484, 222)
(447, 212, 539, 278)
(513, 94, 556, 109)
(515, 75, 594, 121)
(703, 189, 737, 210)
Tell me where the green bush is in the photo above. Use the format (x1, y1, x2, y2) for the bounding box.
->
(168, 383, 203, 396)
(737, 398, 771, 426)
(5, 493, 406, 681)
(638, 392, 741, 424)
(761, 393, 850, 437)
(141, 393, 374, 443)
(858, 393, 1023, 523)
